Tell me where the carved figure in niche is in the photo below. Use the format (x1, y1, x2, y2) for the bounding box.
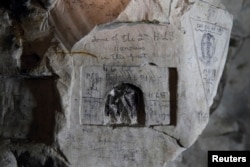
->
(200, 33, 217, 65)
(105, 83, 145, 125)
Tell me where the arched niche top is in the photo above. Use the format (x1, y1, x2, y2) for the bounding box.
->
(104, 83, 145, 126)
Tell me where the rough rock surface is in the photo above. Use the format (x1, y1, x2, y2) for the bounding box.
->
(0, 0, 233, 167)
(168, 0, 250, 166)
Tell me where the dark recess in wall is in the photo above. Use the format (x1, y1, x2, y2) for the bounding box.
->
(24, 76, 62, 145)
(0, 0, 31, 21)
(169, 68, 178, 126)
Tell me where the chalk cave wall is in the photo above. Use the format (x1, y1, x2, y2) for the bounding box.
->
(0, 0, 248, 167)
(169, 0, 250, 166)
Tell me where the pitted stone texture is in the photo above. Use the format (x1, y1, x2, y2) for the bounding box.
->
(59, 0, 233, 166)
(165, 1, 250, 167)
(0, 78, 34, 139)
(70, 23, 179, 128)
(0, 10, 22, 75)
(0, 0, 233, 167)
(0, 149, 17, 167)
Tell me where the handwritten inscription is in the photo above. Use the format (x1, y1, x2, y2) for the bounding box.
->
(92, 31, 174, 62)
(80, 97, 103, 124)
(92, 31, 174, 43)
(80, 65, 171, 125)
(147, 92, 169, 99)
(116, 46, 146, 52)
(79, 24, 178, 67)
(92, 36, 109, 42)
(110, 53, 148, 61)
(154, 31, 174, 41)
(195, 22, 224, 35)
(77, 23, 177, 126)
(203, 69, 216, 94)
(148, 107, 170, 123)
(197, 111, 209, 124)
(103, 65, 164, 86)
(84, 138, 141, 163)
(84, 72, 103, 97)
(192, 20, 227, 66)
(191, 18, 229, 99)
(77, 132, 167, 166)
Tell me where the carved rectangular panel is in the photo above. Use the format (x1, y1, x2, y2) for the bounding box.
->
(79, 65, 177, 126)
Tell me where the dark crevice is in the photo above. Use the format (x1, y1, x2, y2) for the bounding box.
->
(11, 148, 69, 167)
(229, 38, 240, 47)
(21, 53, 41, 74)
(148, 62, 158, 66)
(1, 34, 16, 51)
(169, 68, 178, 126)
(13, 151, 43, 167)
(0, 0, 32, 21)
(24, 76, 63, 145)
(237, 62, 249, 70)
(176, 139, 185, 148)
(54, 146, 71, 165)
(109, 125, 145, 129)
(34, 0, 49, 10)
(210, 43, 230, 113)
(150, 127, 186, 148)
(20, 32, 54, 75)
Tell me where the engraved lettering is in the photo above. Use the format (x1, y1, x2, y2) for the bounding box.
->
(122, 33, 135, 42)
(92, 36, 109, 42)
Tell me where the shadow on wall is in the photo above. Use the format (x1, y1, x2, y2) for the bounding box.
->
(24, 76, 63, 145)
